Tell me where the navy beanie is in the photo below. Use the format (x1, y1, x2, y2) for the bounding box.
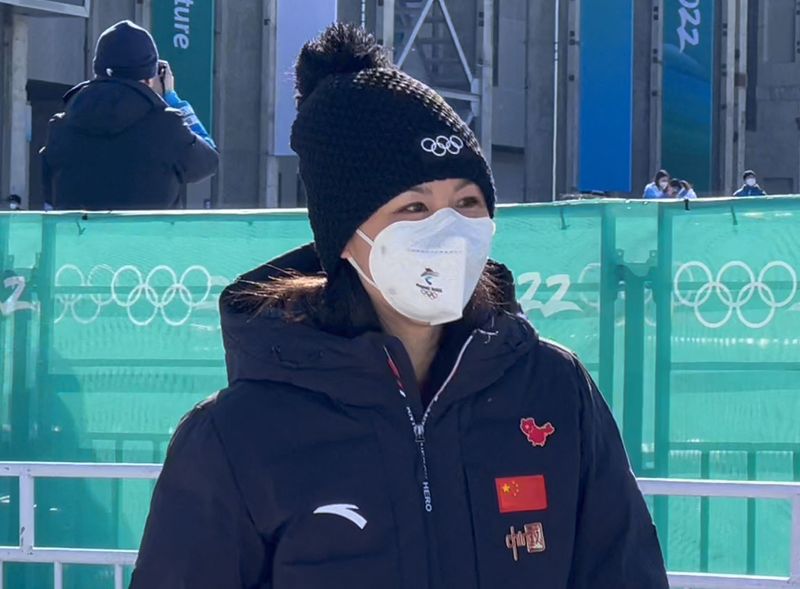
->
(291, 24, 496, 276)
(93, 20, 159, 81)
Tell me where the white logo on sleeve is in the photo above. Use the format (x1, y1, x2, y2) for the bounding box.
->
(313, 504, 368, 530)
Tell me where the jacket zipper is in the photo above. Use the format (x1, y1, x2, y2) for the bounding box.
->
(384, 333, 475, 514)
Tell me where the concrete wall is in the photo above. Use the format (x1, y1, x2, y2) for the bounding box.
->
(213, 0, 266, 208)
(522, 0, 553, 201)
(492, 0, 525, 150)
(0, 7, 11, 198)
(631, 1, 657, 195)
(522, 0, 569, 202)
(7, 0, 799, 208)
(27, 14, 85, 85)
(492, 148, 524, 202)
(744, 0, 800, 195)
(0, 7, 36, 202)
(0, 0, 542, 207)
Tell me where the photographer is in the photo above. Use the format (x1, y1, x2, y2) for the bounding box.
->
(6, 194, 23, 211)
(39, 20, 219, 211)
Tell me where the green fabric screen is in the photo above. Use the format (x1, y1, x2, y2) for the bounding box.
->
(1, 198, 798, 586)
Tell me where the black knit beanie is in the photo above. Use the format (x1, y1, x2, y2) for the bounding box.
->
(291, 23, 496, 276)
(93, 20, 159, 81)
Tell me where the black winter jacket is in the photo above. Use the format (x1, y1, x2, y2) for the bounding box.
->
(40, 78, 218, 210)
(733, 184, 767, 197)
(130, 245, 668, 589)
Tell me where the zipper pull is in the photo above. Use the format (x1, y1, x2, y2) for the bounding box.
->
(414, 424, 425, 443)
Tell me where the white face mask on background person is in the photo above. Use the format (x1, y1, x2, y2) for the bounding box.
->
(9, 202, 19, 210)
(745, 177, 757, 187)
(348, 207, 496, 326)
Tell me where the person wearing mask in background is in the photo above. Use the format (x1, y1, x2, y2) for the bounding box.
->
(643, 169, 670, 199)
(6, 194, 23, 210)
(130, 24, 668, 589)
(667, 179, 697, 199)
(733, 170, 767, 197)
(678, 180, 697, 199)
(40, 20, 218, 211)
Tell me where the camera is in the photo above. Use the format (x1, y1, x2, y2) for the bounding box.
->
(158, 61, 167, 95)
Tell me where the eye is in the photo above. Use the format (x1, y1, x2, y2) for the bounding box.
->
(398, 202, 429, 214)
(457, 196, 483, 208)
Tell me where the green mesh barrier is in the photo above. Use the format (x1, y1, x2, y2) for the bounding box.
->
(1, 198, 798, 586)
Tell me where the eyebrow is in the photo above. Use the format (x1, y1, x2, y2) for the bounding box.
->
(406, 184, 433, 195)
(406, 179, 475, 195)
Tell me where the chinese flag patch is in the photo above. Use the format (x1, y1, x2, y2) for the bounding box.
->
(495, 475, 548, 514)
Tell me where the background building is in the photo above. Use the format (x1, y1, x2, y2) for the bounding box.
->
(0, 0, 796, 209)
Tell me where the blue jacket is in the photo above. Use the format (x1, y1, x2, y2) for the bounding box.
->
(163, 90, 217, 149)
(130, 245, 669, 589)
(643, 182, 666, 199)
(733, 184, 766, 197)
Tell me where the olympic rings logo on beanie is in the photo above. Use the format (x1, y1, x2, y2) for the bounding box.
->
(420, 135, 464, 158)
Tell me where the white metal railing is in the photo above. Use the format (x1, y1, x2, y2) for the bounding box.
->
(1, 463, 799, 589)
(639, 478, 800, 589)
(0, 462, 160, 589)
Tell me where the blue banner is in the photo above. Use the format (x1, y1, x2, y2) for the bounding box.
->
(662, 0, 716, 192)
(579, 0, 634, 193)
(151, 0, 216, 127)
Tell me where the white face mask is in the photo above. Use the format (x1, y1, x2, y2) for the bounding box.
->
(658, 181, 669, 190)
(745, 177, 757, 187)
(348, 207, 496, 326)
(9, 203, 19, 210)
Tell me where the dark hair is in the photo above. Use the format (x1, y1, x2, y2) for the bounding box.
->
(654, 169, 670, 182)
(743, 170, 756, 180)
(668, 179, 682, 189)
(679, 180, 692, 190)
(235, 263, 507, 338)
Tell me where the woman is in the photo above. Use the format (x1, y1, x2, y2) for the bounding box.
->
(678, 179, 698, 199)
(667, 179, 696, 199)
(130, 24, 668, 589)
(643, 169, 670, 199)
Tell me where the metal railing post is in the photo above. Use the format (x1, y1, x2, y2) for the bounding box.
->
(53, 561, 63, 589)
(654, 204, 674, 560)
(791, 496, 800, 584)
(700, 451, 711, 572)
(115, 564, 124, 589)
(18, 470, 34, 553)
